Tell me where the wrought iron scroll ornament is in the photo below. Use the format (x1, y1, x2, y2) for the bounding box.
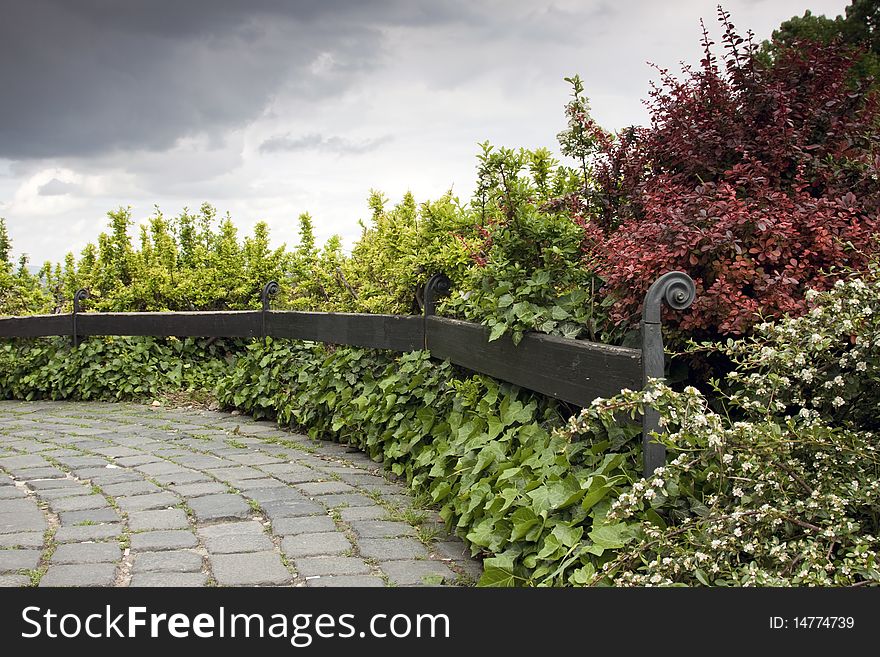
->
(641, 271, 696, 476)
(422, 273, 452, 349)
(423, 273, 452, 318)
(72, 288, 89, 348)
(642, 272, 697, 324)
(261, 281, 279, 340)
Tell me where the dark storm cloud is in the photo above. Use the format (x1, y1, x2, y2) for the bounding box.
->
(37, 178, 79, 196)
(0, 0, 471, 160)
(259, 132, 393, 155)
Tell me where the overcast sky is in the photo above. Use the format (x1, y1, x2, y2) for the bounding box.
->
(0, 0, 851, 265)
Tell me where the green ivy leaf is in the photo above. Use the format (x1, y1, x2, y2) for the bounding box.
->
(510, 507, 540, 541)
(588, 522, 638, 550)
(488, 323, 507, 342)
(479, 565, 517, 587)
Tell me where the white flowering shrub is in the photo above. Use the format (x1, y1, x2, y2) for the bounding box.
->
(567, 384, 880, 586)
(719, 269, 880, 429)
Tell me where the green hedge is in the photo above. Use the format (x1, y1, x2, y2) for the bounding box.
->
(0, 336, 235, 401)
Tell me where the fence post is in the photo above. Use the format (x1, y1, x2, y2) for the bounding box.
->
(641, 271, 696, 477)
(422, 273, 451, 350)
(72, 288, 89, 348)
(261, 281, 279, 342)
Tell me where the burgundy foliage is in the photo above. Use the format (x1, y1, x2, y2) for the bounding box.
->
(585, 9, 880, 337)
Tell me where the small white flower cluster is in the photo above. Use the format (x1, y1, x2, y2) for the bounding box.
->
(719, 269, 880, 428)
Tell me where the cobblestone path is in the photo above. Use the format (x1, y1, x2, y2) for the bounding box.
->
(0, 400, 482, 587)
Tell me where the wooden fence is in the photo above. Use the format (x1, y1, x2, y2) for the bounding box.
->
(0, 272, 696, 475)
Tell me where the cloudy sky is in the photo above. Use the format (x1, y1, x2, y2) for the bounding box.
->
(0, 0, 850, 265)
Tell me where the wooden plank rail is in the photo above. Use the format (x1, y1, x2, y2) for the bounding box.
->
(78, 311, 263, 338)
(266, 312, 424, 352)
(0, 311, 425, 351)
(0, 314, 75, 337)
(426, 316, 641, 407)
(0, 271, 696, 475)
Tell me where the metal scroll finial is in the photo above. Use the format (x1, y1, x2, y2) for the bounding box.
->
(72, 288, 89, 348)
(73, 288, 89, 315)
(260, 281, 279, 341)
(640, 271, 696, 477)
(423, 273, 452, 318)
(642, 272, 696, 325)
(261, 281, 279, 313)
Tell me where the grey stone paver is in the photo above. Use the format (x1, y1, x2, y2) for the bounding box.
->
(130, 530, 198, 551)
(281, 532, 352, 557)
(16, 467, 66, 480)
(0, 532, 44, 548)
(47, 495, 110, 512)
(196, 520, 264, 538)
(170, 481, 228, 497)
(349, 520, 416, 538)
(130, 572, 208, 587)
(433, 540, 474, 561)
(225, 453, 282, 466)
(271, 516, 337, 535)
(338, 506, 388, 522)
(382, 493, 417, 508)
(132, 551, 204, 573)
(0, 549, 41, 571)
(245, 487, 307, 505)
(113, 455, 161, 468)
(235, 477, 287, 491)
(55, 524, 122, 543)
(101, 480, 163, 497)
(0, 574, 31, 587)
(0, 498, 47, 534)
(115, 491, 180, 512)
(306, 575, 385, 587)
(0, 455, 48, 468)
(380, 560, 457, 586)
(258, 464, 317, 483)
(295, 556, 371, 577)
(297, 481, 355, 496)
(136, 461, 188, 476)
(206, 466, 265, 482)
(210, 551, 292, 586)
(261, 500, 325, 520)
(0, 400, 482, 587)
(171, 455, 231, 469)
(40, 564, 117, 587)
(59, 508, 120, 525)
(187, 493, 251, 522)
(25, 478, 81, 491)
(0, 487, 26, 499)
(34, 486, 91, 500)
(317, 493, 376, 508)
(204, 533, 274, 554)
(197, 521, 273, 553)
(358, 538, 430, 561)
(51, 542, 122, 564)
(128, 509, 189, 531)
(152, 471, 210, 485)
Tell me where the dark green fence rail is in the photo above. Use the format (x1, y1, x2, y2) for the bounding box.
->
(0, 272, 695, 475)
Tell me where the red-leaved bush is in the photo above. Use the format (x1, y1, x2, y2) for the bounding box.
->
(583, 8, 880, 338)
